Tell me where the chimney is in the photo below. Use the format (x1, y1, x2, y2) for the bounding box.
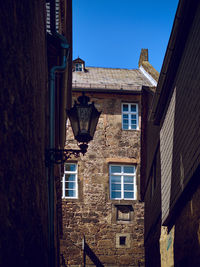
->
(138, 49, 148, 67)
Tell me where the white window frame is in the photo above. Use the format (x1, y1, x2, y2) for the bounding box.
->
(109, 165, 137, 200)
(62, 163, 78, 199)
(122, 103, 139, 130)
(75, 63, 83, 71)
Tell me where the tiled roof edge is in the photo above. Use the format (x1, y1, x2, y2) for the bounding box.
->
(139, 65, 158, 86)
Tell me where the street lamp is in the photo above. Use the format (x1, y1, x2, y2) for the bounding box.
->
(46, 92, 101, 165)
(67, 92, 101, 143)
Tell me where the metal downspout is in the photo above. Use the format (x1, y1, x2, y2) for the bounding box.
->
(49, 39, 69, 267)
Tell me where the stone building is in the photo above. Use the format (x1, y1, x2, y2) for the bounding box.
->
(141, 0, 200, 266)
(0, 1, 72, 267)
(60, 51, 158, 266)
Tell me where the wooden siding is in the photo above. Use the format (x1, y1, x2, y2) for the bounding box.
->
(160, 4, 200, 224)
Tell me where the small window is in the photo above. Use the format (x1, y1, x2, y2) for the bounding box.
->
(75, 63, 83, 71)
(120, 236, 126, 245)
(62, 163, 78, 198)
(109, 165, 136, 200)
(116, 205, 133, 221)
(122, 103, 139, 130)
(116, 233, 130, 248)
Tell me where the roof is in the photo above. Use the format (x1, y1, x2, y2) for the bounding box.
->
(140, 61, 159, 82)
(72, 67, 154, 91)
(73, 57, 85, 64)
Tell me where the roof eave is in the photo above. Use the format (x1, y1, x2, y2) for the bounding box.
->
(72, 86, 144, 95)
(150, 0, 199, 125)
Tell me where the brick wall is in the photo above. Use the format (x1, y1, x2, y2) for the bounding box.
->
(61, 91, 145, 266)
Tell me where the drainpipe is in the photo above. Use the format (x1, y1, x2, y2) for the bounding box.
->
(48, 1, 69, 267)
(49, 35, 69, 267)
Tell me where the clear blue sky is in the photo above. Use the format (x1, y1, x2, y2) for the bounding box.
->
(72, 0, 179, 72)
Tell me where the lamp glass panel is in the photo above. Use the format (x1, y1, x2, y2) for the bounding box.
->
(67, 107, 79, 137)
(77, 106, 92, 133)
(89, 107, 101, 137)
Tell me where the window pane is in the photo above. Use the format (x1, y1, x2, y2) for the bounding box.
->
(124, 176, 134, 183)
(111, 183, 121, 190)
(123, 114, 128, 119)
(124, 184, 133, 190)
(123, 119, 128, 124)
(65, 174, 75, 181)
(123, 124, 128, 130)
(123, 104, 128, 112)
(131, 125, 137, 129)
(131, 120, 137, 124)
(131, 105, 136, 112)
(110, 175, 121, 182)
(124, 166, 134, 173)
(66, 190, 75, 197)
(76, 63, 82, 71)
(131, 114, 136, 119)
(65, 164, 76, 172)
(124, 192, 134, 199)
(111, 166, 121, 173)
(65, 182, 75, 189)
(111, 191, 121, 199)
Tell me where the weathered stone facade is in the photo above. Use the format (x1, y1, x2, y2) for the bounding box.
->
(61, 92, 144, 266)
(60, 49, 157, 267)
(60, 54, 157, 266)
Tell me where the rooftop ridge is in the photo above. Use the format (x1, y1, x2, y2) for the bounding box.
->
(84, 66, 139, 70)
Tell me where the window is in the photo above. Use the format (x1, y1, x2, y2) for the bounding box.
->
(109, 165, 136, 200)
(116, 233, 130, 248)
(62, 163, 78, 198)
(122, 103, 138, 130)
(75, 63, 83, 71)
(120, 236, 126, 245)
(116, 205, 133, 222)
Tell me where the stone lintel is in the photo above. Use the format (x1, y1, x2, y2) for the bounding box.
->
(106, 158, 139, 164)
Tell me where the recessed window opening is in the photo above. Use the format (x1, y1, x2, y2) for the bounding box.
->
(122, 103, 139, 130)
(110, 165, 136, 200)
(116, 205, 133, 221)
(120, 236, 126, 246)
(62, 163, 78, 198)
(75, 63, 83, 71)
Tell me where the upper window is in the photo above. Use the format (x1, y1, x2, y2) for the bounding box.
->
(75, 63, 83, 71)
(122, 103, 138, 130)
(62, 163, 78, 198)
(109, 165, 136, 200)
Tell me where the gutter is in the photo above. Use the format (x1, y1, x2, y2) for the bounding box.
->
(48, 34, 69, 267)
(72, 87, 143, 95)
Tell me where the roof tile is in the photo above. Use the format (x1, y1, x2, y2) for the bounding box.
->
(72, 67, 153, 91)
